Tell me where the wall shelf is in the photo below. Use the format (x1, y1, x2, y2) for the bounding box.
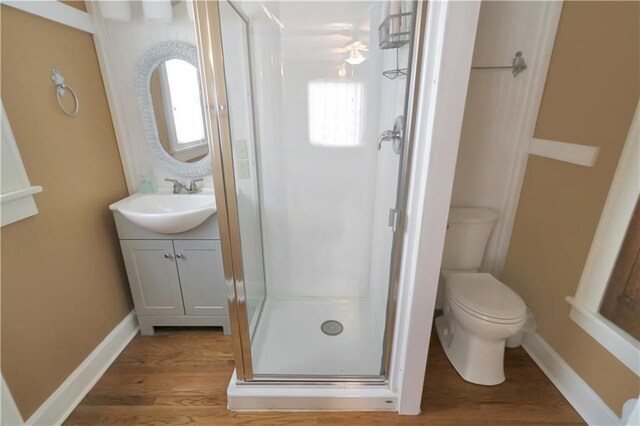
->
(379, 12, 413, 50)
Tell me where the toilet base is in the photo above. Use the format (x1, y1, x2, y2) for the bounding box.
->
(435, 313, 507, 386)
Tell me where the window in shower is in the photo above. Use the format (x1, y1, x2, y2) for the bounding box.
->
(308, 80, 365, 147)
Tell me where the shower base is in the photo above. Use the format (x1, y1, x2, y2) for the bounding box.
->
(250, 297, 384, 376)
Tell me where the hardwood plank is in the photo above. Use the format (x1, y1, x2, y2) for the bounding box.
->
(64, 328, 584, 425)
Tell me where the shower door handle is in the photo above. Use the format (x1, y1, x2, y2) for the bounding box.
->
(377, 115, 404, 154)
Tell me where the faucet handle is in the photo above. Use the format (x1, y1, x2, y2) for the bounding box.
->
(164, 178, 185, 193)
(189, 178, 203, 192)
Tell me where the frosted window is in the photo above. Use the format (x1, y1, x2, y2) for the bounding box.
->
(165, 59, 205, 145)
(308, 80, 364, 147)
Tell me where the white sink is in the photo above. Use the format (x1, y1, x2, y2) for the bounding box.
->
(110, 193, 216, 234)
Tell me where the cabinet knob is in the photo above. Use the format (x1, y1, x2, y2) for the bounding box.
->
(164, 253, 173, 259)
(176, 253, 184, 259)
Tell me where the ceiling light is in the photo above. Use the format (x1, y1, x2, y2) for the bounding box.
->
(346, 50, 366, 65)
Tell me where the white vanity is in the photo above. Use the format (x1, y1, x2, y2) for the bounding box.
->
(110, 192, 230, 336)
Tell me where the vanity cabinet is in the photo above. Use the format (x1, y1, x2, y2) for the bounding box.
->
(121, 240, 184, 317)
(173, 240, 228, 316)
(114, 213, 230, 336)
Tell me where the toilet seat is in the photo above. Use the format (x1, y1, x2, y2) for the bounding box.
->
(446, 273, 526, 324)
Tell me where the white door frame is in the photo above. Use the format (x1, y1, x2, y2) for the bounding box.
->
(393, 0, 481, 414)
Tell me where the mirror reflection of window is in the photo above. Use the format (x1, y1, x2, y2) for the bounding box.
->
(162, 59, 204, 145)
(308, 80, 365, 147)
(151, 58, 208, 163)
(163, 59, 204, 145)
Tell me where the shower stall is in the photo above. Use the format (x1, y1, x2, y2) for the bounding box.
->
(194, 0, 424, 390)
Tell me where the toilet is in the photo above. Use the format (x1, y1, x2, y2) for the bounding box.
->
(435, 207, 526, 386)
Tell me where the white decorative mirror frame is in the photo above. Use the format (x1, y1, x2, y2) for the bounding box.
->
(135, 41, 211, 178)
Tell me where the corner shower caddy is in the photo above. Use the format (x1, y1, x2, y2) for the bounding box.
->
(379, 10, 413, 79)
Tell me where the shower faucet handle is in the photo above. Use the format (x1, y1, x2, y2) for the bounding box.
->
(378, 129, 400, 150)
(377, 115, 405, 154)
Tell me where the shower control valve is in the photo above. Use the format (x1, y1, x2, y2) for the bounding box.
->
(377, 115, 404, 155)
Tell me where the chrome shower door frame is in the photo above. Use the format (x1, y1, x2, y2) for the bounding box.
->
(194, 0, 427, 384)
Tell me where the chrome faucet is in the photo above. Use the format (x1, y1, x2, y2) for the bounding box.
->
(188, 178, 203, 193)
(164, 178, 203, 194)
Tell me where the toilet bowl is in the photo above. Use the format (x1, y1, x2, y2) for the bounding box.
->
(435, 208, 527, 386)
(435, 272, 526, 385)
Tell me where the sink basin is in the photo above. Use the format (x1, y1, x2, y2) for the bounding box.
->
(110, 193, 216, 234)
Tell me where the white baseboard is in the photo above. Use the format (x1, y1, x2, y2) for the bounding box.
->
(522, 331, 621, 425)
(227, 371, 398, 412)
(11, 311, 139, 426)
(1, 375, 24, 426)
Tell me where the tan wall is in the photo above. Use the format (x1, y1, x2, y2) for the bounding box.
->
(0, 5, 133, 419)
(503, 1, 640, 417)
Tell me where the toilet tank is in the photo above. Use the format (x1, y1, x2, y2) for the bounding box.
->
(441, 208, 499, 271)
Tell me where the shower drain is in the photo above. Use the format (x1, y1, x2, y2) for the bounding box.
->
(321, 320, 344, 336)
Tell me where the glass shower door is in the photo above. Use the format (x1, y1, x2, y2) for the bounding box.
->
(197, 0, 421, 381)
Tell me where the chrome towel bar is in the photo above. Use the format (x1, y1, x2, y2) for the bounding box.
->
(471, 51, 528, 77)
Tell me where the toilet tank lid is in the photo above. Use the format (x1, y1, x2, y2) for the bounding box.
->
(446, 273, 526, 320)
(449, 208, 499, 225)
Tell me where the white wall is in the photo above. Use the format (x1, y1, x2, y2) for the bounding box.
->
(90, 1, 212, 192)
(243, 1, 407, 300)
(450, 1, 559, 276)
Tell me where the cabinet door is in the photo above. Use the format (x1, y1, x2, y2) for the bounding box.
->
(120, 240, 185, 316)
(174, 240, 228, 316)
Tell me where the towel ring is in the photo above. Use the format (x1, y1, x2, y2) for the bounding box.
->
(51, 68, 79, 116)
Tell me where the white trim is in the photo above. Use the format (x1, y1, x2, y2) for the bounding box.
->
(568, 101, 640, 375)
(0, 186, 42, 203)
(1, 0, 94, 34)
(522, 331, 623, 426)
(622, 398, 640, 426)
(488, 1, 563, 277)
(529, 138, 600, 167)
(25, 311, 138, 426)
(393, 0, 480, 415)
(227, 372, 398, 412)
(85, 1, 137, 192)
(0, 186, 42, 227)
(1, 375, 24, 426)
(1, 102, 43, 227)
(172, 143, 209, 162)
(575, 102, 640, 309)
(567, 298, 640, 376)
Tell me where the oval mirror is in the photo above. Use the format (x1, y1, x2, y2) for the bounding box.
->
(136, 41, 211, 177)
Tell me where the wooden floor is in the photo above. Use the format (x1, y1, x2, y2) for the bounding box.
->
(65, 327, 584, 425)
